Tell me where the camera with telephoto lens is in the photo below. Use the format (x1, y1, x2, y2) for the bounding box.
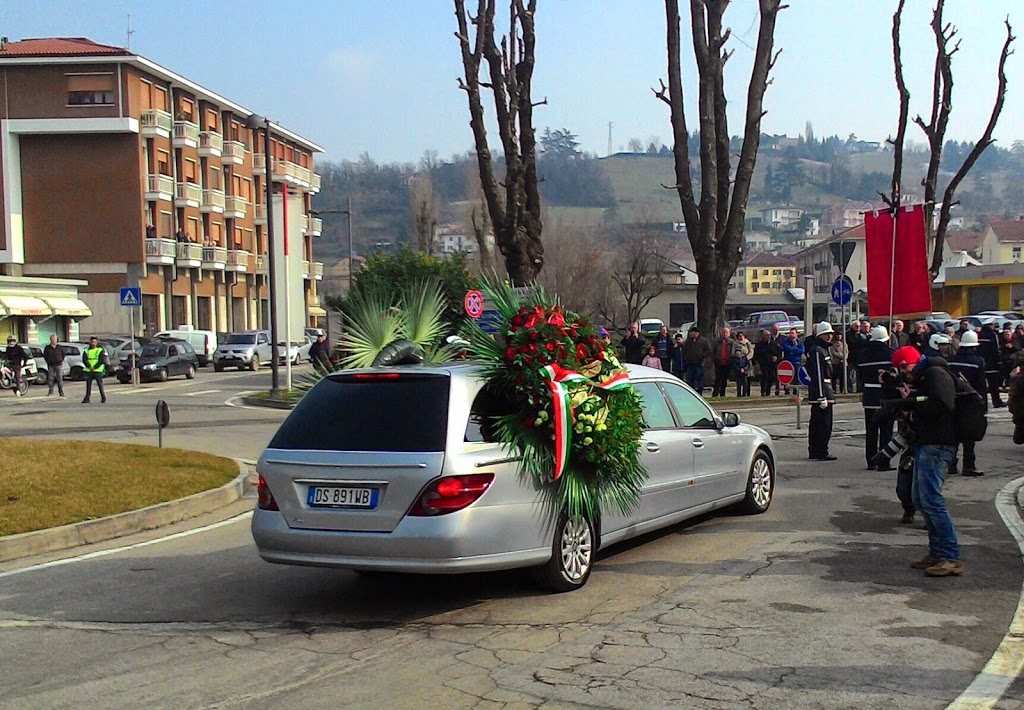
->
(872, 425, 917, 469)
(879, 367, 906, 387)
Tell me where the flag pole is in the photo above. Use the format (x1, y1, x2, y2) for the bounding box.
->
(888, 196, 899, 331)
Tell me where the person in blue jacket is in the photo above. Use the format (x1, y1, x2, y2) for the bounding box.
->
(781, 327, 804, 394)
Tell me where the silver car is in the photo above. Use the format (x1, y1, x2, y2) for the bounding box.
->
(214, 330, 272, 371)
(252, 364, 777, 591)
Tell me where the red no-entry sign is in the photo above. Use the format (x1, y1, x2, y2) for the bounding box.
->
(777, 360, 796, 386)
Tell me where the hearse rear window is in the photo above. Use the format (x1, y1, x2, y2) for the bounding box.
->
(269, 373, 450, 452)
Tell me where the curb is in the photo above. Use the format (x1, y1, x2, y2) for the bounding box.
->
(0, 459, 257, 564)
(242, 395, 295, 410)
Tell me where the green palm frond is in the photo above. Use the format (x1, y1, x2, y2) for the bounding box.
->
(398, 279, 447, 347)
(339, 286, 401, 369)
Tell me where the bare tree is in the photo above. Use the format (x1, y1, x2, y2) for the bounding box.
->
(886, 0, 1014, 277)
(657, 0, 784, 334)
(464, 160, 497, 273)
(537, 222, 606, 316)
(597, 229, 668, 330)
(410, 173, 440, 256)
(627, 137, 644, 153)
(454, 0, 545, 285)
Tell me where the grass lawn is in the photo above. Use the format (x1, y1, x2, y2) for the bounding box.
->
(0, 439, 238, 536)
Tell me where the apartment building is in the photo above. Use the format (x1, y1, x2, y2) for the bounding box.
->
(0, 37, 325, 339)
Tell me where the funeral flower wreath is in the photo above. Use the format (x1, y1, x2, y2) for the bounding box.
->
(461, 281, 647, 523)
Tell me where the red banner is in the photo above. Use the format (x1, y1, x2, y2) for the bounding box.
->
(864, 204, 932, 319)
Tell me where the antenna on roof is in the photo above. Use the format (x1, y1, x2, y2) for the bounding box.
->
(126, 13, 134, 50)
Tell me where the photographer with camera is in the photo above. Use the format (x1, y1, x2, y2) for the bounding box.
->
(876, 346, 962, 577)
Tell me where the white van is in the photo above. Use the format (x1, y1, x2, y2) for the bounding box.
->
(154, 328, 217, 366)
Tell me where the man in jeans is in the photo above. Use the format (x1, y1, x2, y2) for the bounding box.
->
(681, 325, 711, 394)
(711, 326, 734, 397)
(881, 346, 962, 577)
(43, 334, 66, 397)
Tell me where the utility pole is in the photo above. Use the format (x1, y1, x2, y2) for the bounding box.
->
(126, 14, 134, 50)
(607, 122, 613, 157)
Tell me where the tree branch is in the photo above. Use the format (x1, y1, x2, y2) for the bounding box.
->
(887, 0, 910, 210)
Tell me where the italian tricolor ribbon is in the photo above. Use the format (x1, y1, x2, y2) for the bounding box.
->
(540, 363, 632, 480)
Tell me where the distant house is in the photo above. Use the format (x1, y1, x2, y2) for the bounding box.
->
(943, 231, 985, 262)
(761, 206, 804, 230)
(433, 223, 479, 255)
(731, 251, 797, 296)
(822, 201, 876, 230)
(744, 231, 772, 252)
(981, 218, 1024, 265)
(640, 251, 699, 329)
(793, 223, 867, 298)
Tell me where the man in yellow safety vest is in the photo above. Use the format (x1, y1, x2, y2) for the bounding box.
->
(82, 336, 107, 404)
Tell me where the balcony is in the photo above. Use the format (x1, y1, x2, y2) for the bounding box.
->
(227, 249, 251, 272)
(300, 214, 309, 234)
(175, 182, 201, 208)
(255, 255, 268, 274)
(307, 291, 321, 308)
(252, 153, 265, 175)
(201, 245, 228, 270)
(222, 140, 246, 166)
(302, 260, 311, 279)
(254, 203, 267, 225)
(225, 195, 247, 219)
(312, 261, 324, 280)
(173, 120, 199, 148)
(145, 238, 176, 265)
(201, 188, 225, 214)
(309, 173, 321, 194)
(310, 217, 322, 236)
(198, 130, 223, 158)
(271, 158, 311, 189)
(145, 174, 174, 201)
(140, 109, 172, 138)
(176, 242, 203, 268)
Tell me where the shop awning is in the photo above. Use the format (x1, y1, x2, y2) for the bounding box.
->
(308, 306, 327, 317)
(43, 297, 92, 318)
(0, 295, 52, 317)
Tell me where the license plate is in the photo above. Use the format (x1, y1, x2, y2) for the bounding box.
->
(307, 486, 379, 509)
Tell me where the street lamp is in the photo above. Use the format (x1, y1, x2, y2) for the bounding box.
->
(311, 196, 354, 292)
(245, 113, 282, 398)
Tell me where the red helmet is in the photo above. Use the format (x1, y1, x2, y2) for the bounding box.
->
(892, 346, 922, 368)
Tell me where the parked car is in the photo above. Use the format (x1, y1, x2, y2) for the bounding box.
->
(276, 336, 314, 365)
(118, 339, 199, 383)
(967, 315, 1015, 332)
(305, 327, 326, 340)
(737, 310, 794, 340)
(251, 363, 776, 592)
(0, 344, 38, 384)
(214, 330, 272, 371)
(102, 336, 156, 366)
(978, 310, 1023, 321)
(638, 318, 665, 336)
(155, 328, 217, 366)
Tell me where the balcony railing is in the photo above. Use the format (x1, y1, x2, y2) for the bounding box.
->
(227, 249, 251, 272)
(255, 255, 268, 273)
(300, 214, 309, 234)
(176, 242, 203, 265)
(222, 140, 246, 165)
(173, 120, 199, 147)
(225, 195, 247, 218)
(312, 261, 324, 280)
(270, 158, 312, 189)
(140, 109, 172, 136)
(198, 131, 223, 157)
(145, 238, 176, 264)
(201, 245, 228, 269)
(310, 217, 323, 235)
(302, 259, 311, 279)
(252, 153, 266, 174)
(309, 173, 321, 194)
(201, 188, 226, 213)
(254, 203, 267, 224)
(145, 174, 174, 200)
(175, 182, 202, 207)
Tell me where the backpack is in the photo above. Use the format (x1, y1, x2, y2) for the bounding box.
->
(952, 372, 988, 442)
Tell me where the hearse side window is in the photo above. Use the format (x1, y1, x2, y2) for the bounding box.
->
(465, 386, 514, 443)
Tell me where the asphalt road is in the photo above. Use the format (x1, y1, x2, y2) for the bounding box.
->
(0, 380, 1022, 709)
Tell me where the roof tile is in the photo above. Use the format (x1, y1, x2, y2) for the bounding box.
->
(0, 37, 129, 57)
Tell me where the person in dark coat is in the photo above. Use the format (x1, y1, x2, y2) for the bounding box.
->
(947, 330, 986, 476)
(753, 329, 783, 397)
(43, 334, 66, 397)
(807, 322, 837, 460)
(308, 333, 333, 373)
(858, 326, 896, 470)
(4, 336, 26, 397)
(681, 325, 711, 394)
(669, 332, 686, 380)
(711, 326, 735, 398)
(977, 321, 1004, 408)
(620, 323, 645, 365)
(889, 319, 910, 349)
(650, 325, 672, 372)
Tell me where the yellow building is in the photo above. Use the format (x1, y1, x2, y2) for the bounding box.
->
(940, 263, 1024, 315)
(980, 219, 1024, 265)
(734, 251, 797, 295)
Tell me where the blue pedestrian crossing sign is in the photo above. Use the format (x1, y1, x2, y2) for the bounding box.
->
(830, 276, 854, 306)
(119, 287, 141, 307)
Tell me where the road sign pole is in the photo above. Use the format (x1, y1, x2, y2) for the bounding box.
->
(795, 386, 802, 430)
(129, 306, 138, 387)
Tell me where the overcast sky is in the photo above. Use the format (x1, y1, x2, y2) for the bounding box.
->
(3, 1, 1021, 163)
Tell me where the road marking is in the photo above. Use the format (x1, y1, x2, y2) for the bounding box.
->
(225, 391, 263, 409)
(948, 475, 1024, 710)
(0, 512, 253, 580)
(184, 389, 221, 397)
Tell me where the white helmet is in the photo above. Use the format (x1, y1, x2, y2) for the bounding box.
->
(815, 321, 834, 337)
(928, 333, 951, 350)
(870, 325, 889, 342)
(958, 330, 979, 347)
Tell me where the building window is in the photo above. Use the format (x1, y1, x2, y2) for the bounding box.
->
(1013, 247, 1021, 263)
(751, 283, 759, 293)
(66, 73, 115, 106)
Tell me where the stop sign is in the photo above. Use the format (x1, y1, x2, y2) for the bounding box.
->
(777, 360, 795, 386)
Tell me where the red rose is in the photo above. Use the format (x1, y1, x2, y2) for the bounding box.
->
(505, 348, 516, 360)
(524, 418, 535, 427)
(545, 342, 555, 351)
(524, 315, 540, 329)
(511, 315, 523, 326)
(524, 356, 533, 364)
(529, 343, 539, 353)
(576, 344, 589, 359)
(518, 345, 529, 354)
(557, 350, 567, 360)
(547, 312, 565, 327)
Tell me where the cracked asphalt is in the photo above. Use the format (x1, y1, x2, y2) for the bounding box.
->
(0, 393, 1022, 709)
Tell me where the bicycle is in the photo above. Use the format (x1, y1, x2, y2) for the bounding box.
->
(0, 363, 30, 396)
